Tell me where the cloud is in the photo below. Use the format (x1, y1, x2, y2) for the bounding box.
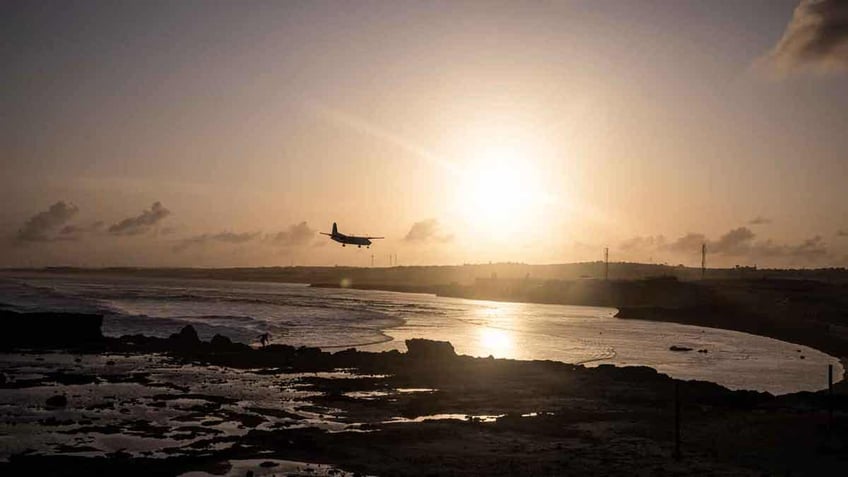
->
(108, 202, 171, 235)
(664, 233, 707, 254)
(173, 231, 261, 252)
(710, 227, 756, 255)
(749, 216, 771, 225)
(787, 235, 828, 260)
(757, 0, 848, 75)
(16, 201, 79, 242)
(618, 226, 829, 264)
(58, 221, 104, 240)
(269, 221, 315, 246)
(617, 232, 708, 255)
(619, 235, 666, 252)
(404, 219, 453, 243)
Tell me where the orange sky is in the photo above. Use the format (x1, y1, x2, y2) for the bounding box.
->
(3, 0, 848, 268)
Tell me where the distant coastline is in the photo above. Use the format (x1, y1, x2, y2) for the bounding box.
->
(311, 276, 848, 364)
(5, 264, 848, 368)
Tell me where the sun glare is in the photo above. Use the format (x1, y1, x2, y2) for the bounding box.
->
(459, 144, 548, 237)
(478, 327, 513, 357)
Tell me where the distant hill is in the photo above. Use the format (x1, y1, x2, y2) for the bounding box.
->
(6, 262, 848, 286)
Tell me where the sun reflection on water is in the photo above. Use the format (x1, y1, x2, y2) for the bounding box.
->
(477, 327, 514, 357)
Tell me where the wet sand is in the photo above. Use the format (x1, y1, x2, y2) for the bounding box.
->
(1, 316, 846, 476)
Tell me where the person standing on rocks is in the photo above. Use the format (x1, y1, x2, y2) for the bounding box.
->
(258, 332, 270, 348)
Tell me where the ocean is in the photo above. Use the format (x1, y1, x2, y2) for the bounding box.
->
(0, 272, 842, 395)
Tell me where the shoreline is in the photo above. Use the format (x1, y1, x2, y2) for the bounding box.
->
(1, 313, 846, 475)
(6, 272, 845, 393)
(312, 280, 848, 381)
(7, 270, 846, 365)
(614, 305, 848, 384)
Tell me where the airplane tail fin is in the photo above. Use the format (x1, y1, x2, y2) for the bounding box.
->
(332, 222, 338, 235)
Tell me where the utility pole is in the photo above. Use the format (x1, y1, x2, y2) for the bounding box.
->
(701, 243, 706, 280)
(674, 381, 682, 460)
(604, 247, 609, 281)
(829, 364, 834, 440)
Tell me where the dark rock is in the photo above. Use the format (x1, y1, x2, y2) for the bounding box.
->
(46, 395, 68, 408)
(0, 310, 103, 350)
(209, 334, 234, 350)
(46, 371, 97, 385)
(669, 345, 693, 352)
(168, 325, 200, 348)
(405, 339, 456, 360)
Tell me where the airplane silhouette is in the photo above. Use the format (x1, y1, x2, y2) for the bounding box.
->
(321, 222, 384, 248)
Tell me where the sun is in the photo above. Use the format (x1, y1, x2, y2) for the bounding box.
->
(458, 145, 546, 237)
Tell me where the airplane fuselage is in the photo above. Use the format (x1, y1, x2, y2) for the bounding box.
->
(321, 222, 382, 248)
(329, 232, 372, 247)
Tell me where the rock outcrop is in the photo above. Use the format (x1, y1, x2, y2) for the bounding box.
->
(405, 338, 456, 361)
(0, 310, 103, 350)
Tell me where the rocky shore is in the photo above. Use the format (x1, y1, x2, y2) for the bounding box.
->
(1, 310, 846, 476)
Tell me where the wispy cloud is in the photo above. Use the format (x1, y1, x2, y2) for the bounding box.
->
(404, 219, 453, 243)
(619, 226, 829, 263)
(269, 221, 315, 247)
(306, 101, 460, 175)
(749, 216, 771, 225)
(173, 231, 261, 252)
(757, 0, 848, 75)
(15, 201, 79, 242)
(58, 221, 104, 240)
(108, 202, 171, 236)
(710, 227, 757, 255)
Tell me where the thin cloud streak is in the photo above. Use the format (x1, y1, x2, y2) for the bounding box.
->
(305, 101, 461, 176)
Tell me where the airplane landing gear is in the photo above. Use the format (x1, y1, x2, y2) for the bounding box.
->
(357, 245, 361, 248)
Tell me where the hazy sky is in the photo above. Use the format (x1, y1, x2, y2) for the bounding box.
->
(3, 0, 848, 268)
